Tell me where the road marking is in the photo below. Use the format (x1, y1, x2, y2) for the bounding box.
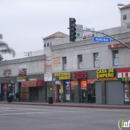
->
(0, 110, 77, 116)
(0, 111, 50, 116)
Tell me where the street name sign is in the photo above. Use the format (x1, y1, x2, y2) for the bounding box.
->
(76, 24, 83, 38)
(93, 36, 111, 43)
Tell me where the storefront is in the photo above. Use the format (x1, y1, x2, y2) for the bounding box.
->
(0, 69, 17, 101)
(72, 71, 96, 103)
(21, 80, 44, 102)
(95, 68, 124, 105)
(117, 68, 130, 105)
(44, 73, 53, 102)
(54, 72, 72, 102)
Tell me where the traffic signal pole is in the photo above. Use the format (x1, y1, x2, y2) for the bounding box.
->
(84, 29, 130, 49)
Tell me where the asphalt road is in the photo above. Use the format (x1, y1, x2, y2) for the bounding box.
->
(0, 104, 129, 130)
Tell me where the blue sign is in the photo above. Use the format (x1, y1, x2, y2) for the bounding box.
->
(93, 36, 111, 43)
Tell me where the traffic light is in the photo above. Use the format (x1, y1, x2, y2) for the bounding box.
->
(69, 18, 76, 42)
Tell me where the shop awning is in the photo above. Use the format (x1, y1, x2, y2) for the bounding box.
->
(21, 80, 44, 87)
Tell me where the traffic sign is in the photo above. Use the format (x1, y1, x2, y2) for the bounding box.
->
(93, 36, 111, 43)
(76, 24, 83, 38)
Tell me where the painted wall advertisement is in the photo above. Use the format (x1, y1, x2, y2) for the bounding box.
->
(53, 56, 61, 67)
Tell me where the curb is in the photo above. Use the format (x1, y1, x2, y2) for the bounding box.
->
(0, 102, 130, 110)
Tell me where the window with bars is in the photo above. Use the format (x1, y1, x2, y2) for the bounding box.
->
(93, 52, 99, 67)
(113, 50, 119, 66)
(77, 55, 83, 69)
(62, 57, 67, 70)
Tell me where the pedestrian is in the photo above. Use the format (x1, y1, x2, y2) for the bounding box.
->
(15, 92, 19, 102)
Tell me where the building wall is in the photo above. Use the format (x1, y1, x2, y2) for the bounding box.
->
(121, 8, 130, 31)
(0, 55, 46, 77)
(51, 31, 130, 73)
(29, 50, 44, 57)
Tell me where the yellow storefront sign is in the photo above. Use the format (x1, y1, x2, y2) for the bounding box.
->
(96, 68, 116, 81)
(98, 77, 117, 81)
(54, 72, 70, 80)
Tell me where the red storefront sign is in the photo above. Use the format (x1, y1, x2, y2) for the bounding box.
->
(3, 85, 7, 90)
(21, 80, 44, 87)
(74, 71, 87, 79)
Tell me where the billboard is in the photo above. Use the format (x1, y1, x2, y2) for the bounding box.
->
(83, 28, 95, 39)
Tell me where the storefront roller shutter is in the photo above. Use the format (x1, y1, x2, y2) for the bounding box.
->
(106, 81, 124, 105)
(95, 81, 102, 104)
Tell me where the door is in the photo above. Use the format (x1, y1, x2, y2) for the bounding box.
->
(29, 87, 38, 102)
(95, 81, 102, 104)
(106, 81, 124, 105)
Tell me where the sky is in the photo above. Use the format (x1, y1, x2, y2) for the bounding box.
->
(0, 0, 130, 60)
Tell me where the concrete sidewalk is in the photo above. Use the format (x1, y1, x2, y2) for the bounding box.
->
(0, 101, 130, 110)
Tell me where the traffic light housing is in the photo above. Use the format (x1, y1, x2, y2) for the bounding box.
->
(69, 18, 76, 42)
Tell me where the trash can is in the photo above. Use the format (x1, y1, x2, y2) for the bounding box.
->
(48, 97, 53, 104)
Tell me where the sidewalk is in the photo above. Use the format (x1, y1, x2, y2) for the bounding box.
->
(0, 101, 130, 109)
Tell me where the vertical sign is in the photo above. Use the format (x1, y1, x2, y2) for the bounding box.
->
(46, 56, 52, 68)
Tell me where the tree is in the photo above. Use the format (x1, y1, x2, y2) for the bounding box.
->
(0, 40, 16, 61)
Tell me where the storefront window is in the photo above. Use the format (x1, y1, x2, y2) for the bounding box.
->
(64, 81, 74, 102)
(124, 83, 129, 104)
(80, 80, 87, 102)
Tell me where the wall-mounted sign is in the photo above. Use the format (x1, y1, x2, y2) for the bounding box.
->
(29, 78, 37, 81)
(17, 77, 26, 82)
(53, 56, 61, 67)
(108, 41, 130, 49)
(21, 80, 44, 87)
(74, 71, 87, 79)
(96, 68, 116, 80)
(44, 73, 52, 81)
(118, 68, 130, 82)
(54, 72, 70, 80)
(3, 69, 11, 82)
(46, 56, 52, 69)
(87, 79, 95, 84)
(17, 65, 27, 82)
(3, 69, 11, 76)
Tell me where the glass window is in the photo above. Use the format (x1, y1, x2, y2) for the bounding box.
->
(44, 43, 46, 47)
(93, 52, 99, 67)
(62, 57, 67, 70)
(78, 55, 83, 69)
(47, 43, 49, 47)
(50, 42, 52, 46)
(123, 14, 127, 20)
(113, 50, 119, 66)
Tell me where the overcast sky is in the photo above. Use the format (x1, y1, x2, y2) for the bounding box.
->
(0, 0, 129, 60)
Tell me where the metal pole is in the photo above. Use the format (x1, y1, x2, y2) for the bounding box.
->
(84, 29, 130, 49)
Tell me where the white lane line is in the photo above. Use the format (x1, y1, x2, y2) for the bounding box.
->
(0, 110, 77, 116)
(0, 111, 50, 116)
(0, 107, 49, 111)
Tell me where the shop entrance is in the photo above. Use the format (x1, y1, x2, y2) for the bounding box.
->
(64, 81, 74, 102)
(80, 80, 95, 103)
(29, 87, 38, 102)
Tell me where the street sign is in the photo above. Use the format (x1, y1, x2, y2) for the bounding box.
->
(93, 36, 111, 43)
(76, 24, 83, 38)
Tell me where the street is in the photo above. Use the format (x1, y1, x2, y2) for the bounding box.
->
(0, 104, 129, 130)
